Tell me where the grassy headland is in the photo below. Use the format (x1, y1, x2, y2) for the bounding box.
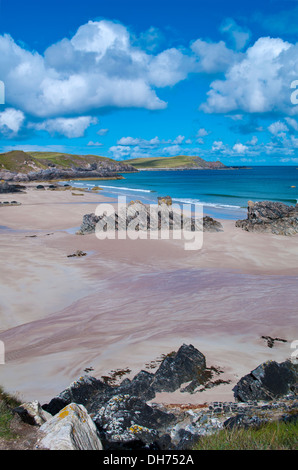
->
(126, 155, 226, 169)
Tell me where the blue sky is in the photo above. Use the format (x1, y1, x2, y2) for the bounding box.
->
(0, 0, 298, 164)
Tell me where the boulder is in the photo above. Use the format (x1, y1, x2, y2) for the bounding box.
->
(233, 360, 298, 402)
(93, 394, 176, 449)
(14, 400, 52, 426)
(235, 201, 298, 236)
(0, 182, 25, 193)
(153, 344, 207, 393)
(38, 403, 103, 450)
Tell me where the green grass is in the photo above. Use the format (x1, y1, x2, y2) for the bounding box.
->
(0, 386, 21, 440)
(126, 155, 225, 169)
(0, 150, 117, 173)
(194, 420, 298, 450)
(31, 152, 112, 168)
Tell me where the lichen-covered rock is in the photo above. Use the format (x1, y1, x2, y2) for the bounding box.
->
(39, 403, 103, 450)
(235, 201, 298, 236)
(93, 394, 175, 449)
(158, 196, 173, 206)
(233, 360, 298, 402)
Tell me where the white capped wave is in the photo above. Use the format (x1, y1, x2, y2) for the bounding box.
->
(93, 184, 152, 193)
(68, 182, 152, 193)
(172, 197, 241, 210)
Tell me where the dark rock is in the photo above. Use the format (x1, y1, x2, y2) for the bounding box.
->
(67, 250, 87, 258)
(224, 413, 266, 430)
(261, 335, 287, 348)
(42, 375, 113, 415)
(152, 344, 206, 393)
(93, 394, 176, 449)
(0, 182, 25, 193)
(235, 200, 298, 236)
(116, 370, 156, 401)
(233, 360, 298, 402)
(175, 429, 200, 450)
(36, 185, 45, 190)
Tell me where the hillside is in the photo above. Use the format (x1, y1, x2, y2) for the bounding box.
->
(0, 151, 118, 174)
(0, 150, 137, 181)
(126, 155, 226, 169)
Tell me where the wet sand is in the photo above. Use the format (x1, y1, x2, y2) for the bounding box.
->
(0, 184, 297, 404)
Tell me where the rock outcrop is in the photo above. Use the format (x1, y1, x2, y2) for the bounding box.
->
(0, 161, 137, 182)
(10, 345, 298, 450)
(235, 200, 298, 236)
(233, 360, 298, 402)
(77, 199, 223, 235)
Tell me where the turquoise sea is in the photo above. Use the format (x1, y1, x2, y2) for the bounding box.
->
(67, 166, 298, 220)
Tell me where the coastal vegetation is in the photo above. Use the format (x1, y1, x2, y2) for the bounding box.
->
(0, 150, 116, 174)
(125, 155, 226, 169)
(194, 420, 298, 450)
(0, 386, 20, 440)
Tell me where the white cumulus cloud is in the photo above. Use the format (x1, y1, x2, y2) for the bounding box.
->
(0, 108, 25, 135)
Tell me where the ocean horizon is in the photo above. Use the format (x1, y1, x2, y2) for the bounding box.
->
(67, 166, 298, 220)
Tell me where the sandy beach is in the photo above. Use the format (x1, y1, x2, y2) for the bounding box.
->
(0, 183, 297, 405)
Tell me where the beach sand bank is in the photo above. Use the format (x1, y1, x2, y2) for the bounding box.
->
(0, 184, 297, 404)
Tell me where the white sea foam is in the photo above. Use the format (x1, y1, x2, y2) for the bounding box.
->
(69, 181, 152, 193)
(172, 197, 241, 210)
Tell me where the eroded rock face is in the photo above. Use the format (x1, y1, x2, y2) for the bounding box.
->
(0, 161, 137, 182)
(235, 201, 298, 236)
(233, 360, 298, 402)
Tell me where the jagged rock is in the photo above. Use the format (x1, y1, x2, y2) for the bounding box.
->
(43, 345, 208, 418)
(202, 216, 223, 232)
(233, 360, 298, 402)
(42, 375, 113, 416)
(38, 403, 103, 450)
(235, 200, 298, 236)
(14, 400, 52, 426)
(153, 344, 207, 393)
(76, 213, 101, 235)
(93, 394, 176, 449)
(115, 370, 156, 402)
(77, 200, 223, 235)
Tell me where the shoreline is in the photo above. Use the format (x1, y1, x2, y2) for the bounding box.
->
(0, 183, 297, 404)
